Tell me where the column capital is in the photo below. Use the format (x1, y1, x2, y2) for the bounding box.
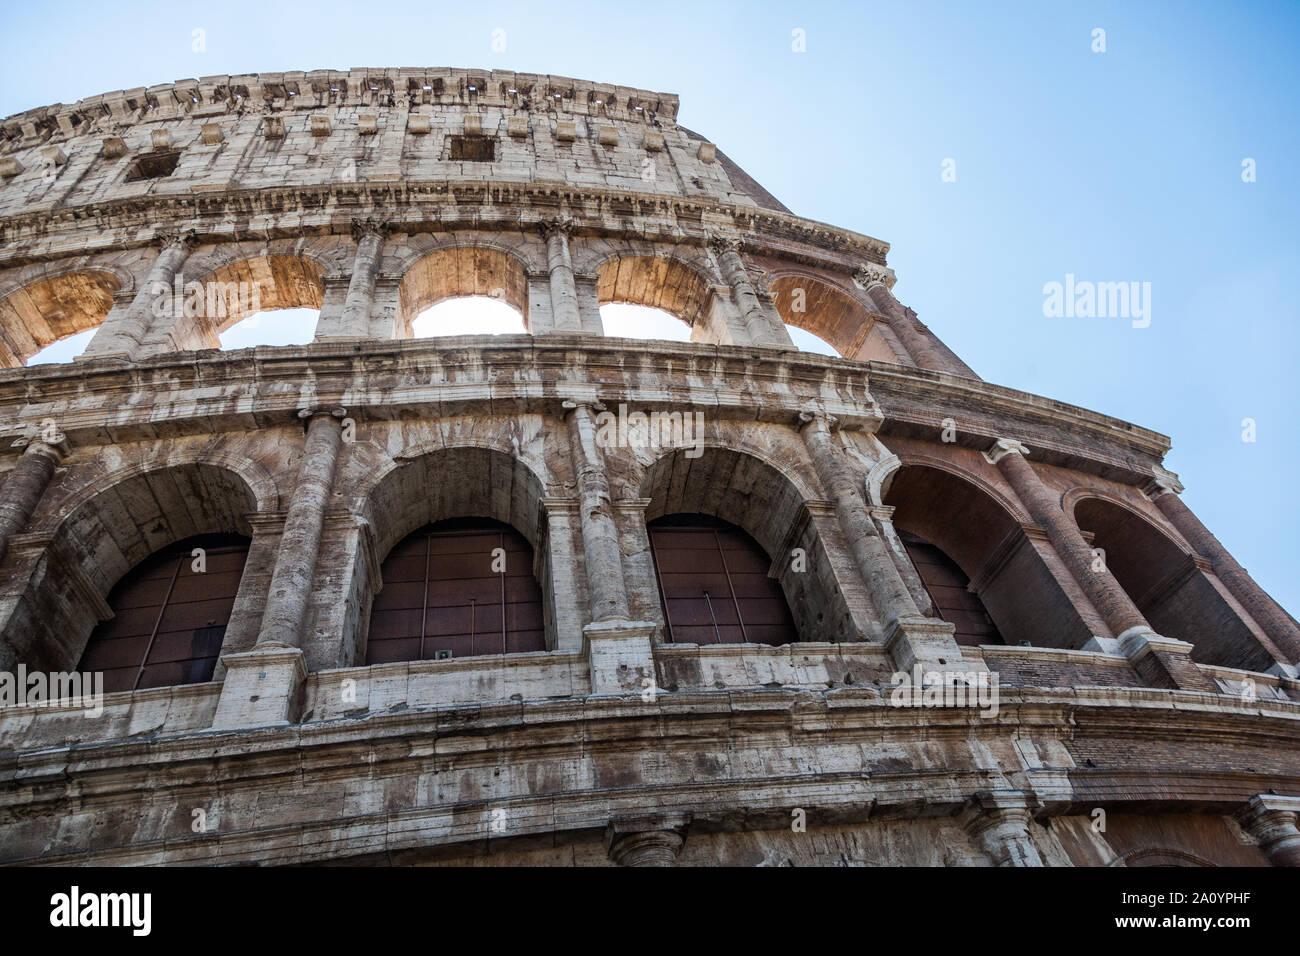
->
(958, 790, 1045, 867)
(1235, 793, 1300, 866)
(538, 215, 576, 240)
(297, 406, 348, 422)
(153, 228, 198, 250)
(604, 813, 691, 866)
(706, 232, 744, 255)
(11, 430, 70, 461)
(560, 397, 606, 417)
(797, 409, 840, 432)
(1143, 465, 1185, 500)
(983, 437, 1031, 465)
(853, 262, 896, 292)
(350, 217, 390, 241)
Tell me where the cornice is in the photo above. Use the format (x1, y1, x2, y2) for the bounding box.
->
(0, 179, 890, 268)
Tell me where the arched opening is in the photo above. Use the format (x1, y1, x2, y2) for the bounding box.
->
(358, 446, 552, 659)
(189, 254, 325, 349)
(3, 462, 260, 676)
(769, 275, 899, 362)
(219, 308, 320, 349)
(648, 514, 796, 645)
(26, 328, 97, 365)
(596, 256, 713, 342)
(599, 303, 692, 343)
(885, 463, 1095, 649)
(77, 533, 250, 692)
(1, 270, 120, 367)
(639, 446, 857, 642)
(366, 517, 544, 663)
(784, 325, 839, 356)
(398, 247, 529, 336)
(411, 296, 527, 338)
(1072, 496, 1275, 670)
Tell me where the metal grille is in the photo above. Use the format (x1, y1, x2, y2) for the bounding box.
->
(366, 517, 545, 663)
(899, 531, 1004, 647)
(77, 534, 249, 693)
(648, 514, 797, 645)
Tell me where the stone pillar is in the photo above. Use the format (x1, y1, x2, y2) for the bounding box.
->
(989, 439, 1214, 691)
(989, 439, 1148, 638)
(1235, 794, 1300, 866)
(866, 503, 936, 617)
(311, 274, 354, 342)
(605, 814, 690, 866)
(959, 791, 1045, 867)
(563, 400, 631, 623)
(561, 399, 658, 695)
(541, 218, 583, 332)
(855, 263, 974, 377)
(325, 218, 386, 339)
(1146, 469, 1300, 666)
(213, 408, 346, 729)
(798, 411, 963, 670)
(81, 230, 196, 359)
(709, 235, 794, 348)
(539, 498, 587, 652)
(0, 431, 67, 567)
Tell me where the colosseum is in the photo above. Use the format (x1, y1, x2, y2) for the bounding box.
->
(0, 67, 1296, 868)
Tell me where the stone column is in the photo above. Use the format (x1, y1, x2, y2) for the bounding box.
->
(1235, 794, 1300, 867)
(866, 503, 936, 617)
(213, 408, 346, 728)
(81, 230, 196, 359)
(798, 411, 964, 670)
(541, 218, 583, 332)
(1146, 469, 1300, 666)
(333, 218, 387, 338)
(989, 439, 1148, 638)
(563, 400, 631, 623)
(605, 814, 690, 867)
(855, 263, 974, 377)
(989, 439, 1214, 691)
(709, 236, 794, 348)
(0, 431, 67, 567)
(959, 791, 1045, 867)
(561, 399, 657, 695)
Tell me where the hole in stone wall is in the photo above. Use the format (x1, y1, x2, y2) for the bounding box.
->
(448, 135, 495, 161)
(218, 308, 320, 350)
(125, 149, 181, 181)
(411, 296, 526, 337)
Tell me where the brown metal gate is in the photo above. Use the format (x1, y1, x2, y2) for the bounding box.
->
(899, 531, 1004, 646)
(77, 533, 250, 692)
(648, 514, 797, 645)
(366, 517, 545, 664)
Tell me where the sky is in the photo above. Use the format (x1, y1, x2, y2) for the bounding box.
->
(2, 0, 1296, 615)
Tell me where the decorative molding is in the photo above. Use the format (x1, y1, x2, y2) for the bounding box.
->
(983, 437, 1031, 465)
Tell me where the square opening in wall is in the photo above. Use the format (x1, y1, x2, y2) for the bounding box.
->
(125, 149, 181, 181)
(448, 134, 495, 161)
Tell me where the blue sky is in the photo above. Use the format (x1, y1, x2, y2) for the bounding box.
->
(2, 1, 1296, 614)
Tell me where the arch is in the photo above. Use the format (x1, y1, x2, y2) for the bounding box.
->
(397, 246, 529, 334)
(1108, 847, 1217, 867)
(768, 271, 892, 362)
(0, 269, 121, 367)
(884, 462, 1093, 649)
(638, 444, 856, 643)
(1070, 492, 1274, 669)
(3, 462, 261, 675)
(355, 445, 553, 657)
(595, 255, 715, 329)
(188, 253, 326, 335)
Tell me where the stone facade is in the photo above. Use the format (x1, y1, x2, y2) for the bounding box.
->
(0, 68, 1297, 866)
